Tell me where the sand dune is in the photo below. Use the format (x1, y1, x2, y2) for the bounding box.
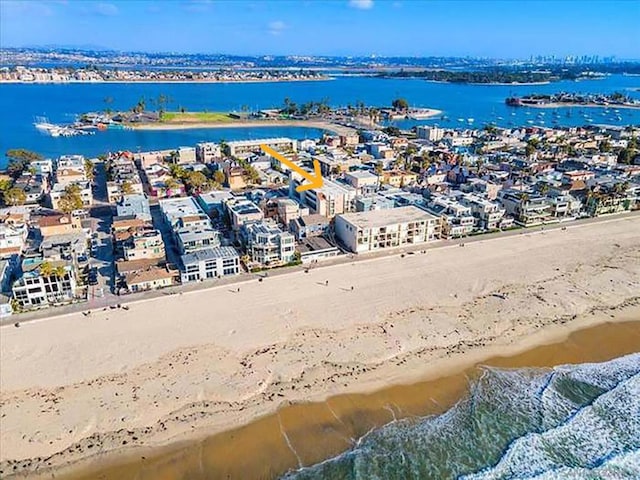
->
(1, 214, 639, 478)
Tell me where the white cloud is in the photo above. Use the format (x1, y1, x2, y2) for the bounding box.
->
(268, 20, 287, 36)
(348, 0, 374, 10)
(93, 2, 118, 16)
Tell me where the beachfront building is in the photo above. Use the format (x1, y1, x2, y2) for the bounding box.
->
(297, 236, 340, 264)
(425, 196, 476, 238)
(498, 190, 552, 226)
(12, 258, 78, 310)
(180, 246, 240, 283)
(546, 192, 582, 219)
(226, 138, 296, 157)
(123, 266, 175, 293)
(241, 220, 296, 266)
(335, 206, 439, 253)
(460, 193, 509, 230)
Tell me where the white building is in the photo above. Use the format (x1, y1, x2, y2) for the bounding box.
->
(181, 246, 240, 283)
(335, 206, 439, 253)
(242, 220, 296, 266)
(196, 142, 223, 163)
(159, 196, 209, 229)
(227, 137, 297, 157)
(291, 174, 357, 218)
(416, 126, 444, 142)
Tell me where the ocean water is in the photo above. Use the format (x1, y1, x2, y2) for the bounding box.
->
(283, 353, 640, 480)
(1, 74, 639, 164)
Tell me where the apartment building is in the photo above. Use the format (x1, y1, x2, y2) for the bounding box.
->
(291, 174, 357, 218)
(416, 126, 445, 142)
(242, 220, 296, 266)
(335, 206, 439, 253)
(196, 142, 223, 163)
(227, 137, 296, 157)
(181, 246, 240, 283)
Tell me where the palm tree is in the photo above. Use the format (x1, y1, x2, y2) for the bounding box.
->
(39, 261, 54, 277)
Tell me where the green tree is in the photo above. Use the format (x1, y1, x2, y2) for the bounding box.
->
(186, 171, 208, 192)
(4, 187, 26, 206)
(84, 159, 95, 181)
(391, 98, 409, 112)
(6, 149, 43, 163)
(0, 178, 12, 192)
(383, 126, 402, 136)
(58, 184, 84, 213)
(213, 170, 226, 185)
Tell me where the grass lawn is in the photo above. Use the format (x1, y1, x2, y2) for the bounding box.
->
(160, 111, 235, 123)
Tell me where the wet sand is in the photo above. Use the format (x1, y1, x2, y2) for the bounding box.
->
(45, 317, 640, 480)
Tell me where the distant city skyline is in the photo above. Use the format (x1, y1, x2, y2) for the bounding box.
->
(1, 0, 639, 59)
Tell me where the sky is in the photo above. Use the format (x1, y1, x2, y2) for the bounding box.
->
(1, 0, 639, 59)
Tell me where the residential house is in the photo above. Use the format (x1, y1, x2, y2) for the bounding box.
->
(12, 257, 78, 309)
(180, 246, 240, 283)
(289, 214, 330, 240)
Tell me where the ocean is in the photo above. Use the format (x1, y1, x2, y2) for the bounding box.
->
(283, 353, 640, 480)
(1, 74, 639, 165)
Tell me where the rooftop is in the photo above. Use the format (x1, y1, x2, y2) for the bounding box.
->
(181, 246, 239, 265)
(338, 206, 437, 229)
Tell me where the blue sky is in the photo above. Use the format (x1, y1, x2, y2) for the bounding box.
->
(1, 0, 639, 58)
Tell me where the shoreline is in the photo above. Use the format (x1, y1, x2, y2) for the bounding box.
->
(515, 102, 640, 109)
(0, 77, 333, 85)
(128, 119, 356, 135)
(1, 215, 639, 478)
(26, 314, 640, 480)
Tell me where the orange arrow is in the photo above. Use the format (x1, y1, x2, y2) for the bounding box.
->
(260, 144, 324, 192)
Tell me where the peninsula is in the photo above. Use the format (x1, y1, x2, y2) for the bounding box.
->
(506, 92, 640, 109)
(0, 66, 330, 84)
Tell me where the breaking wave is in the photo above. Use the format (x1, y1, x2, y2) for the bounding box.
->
(282, 353, 640, 480)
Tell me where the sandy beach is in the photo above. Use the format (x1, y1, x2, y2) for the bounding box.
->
(129, 119, 357, 135)
(1, 214, 639, 478)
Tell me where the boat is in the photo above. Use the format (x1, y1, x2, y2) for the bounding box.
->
(467, 118, 475, 123)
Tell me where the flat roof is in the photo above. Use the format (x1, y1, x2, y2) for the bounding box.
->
(338, 206, 436, 229)
(181, 246, 238, 265)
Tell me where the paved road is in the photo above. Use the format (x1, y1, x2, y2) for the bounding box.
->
(3, 210, 638, 326)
